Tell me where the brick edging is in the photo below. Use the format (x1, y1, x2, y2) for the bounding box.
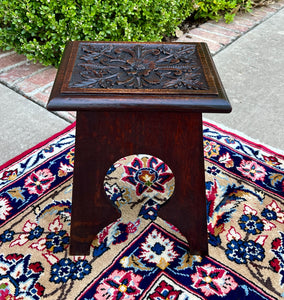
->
(177, 0, 284, 54)
(0, 0, 283, 123)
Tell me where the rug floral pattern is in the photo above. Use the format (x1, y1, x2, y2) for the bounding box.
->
(0, 122, 283, 299)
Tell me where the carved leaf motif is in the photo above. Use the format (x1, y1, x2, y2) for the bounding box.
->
(69, 43, 209, 90)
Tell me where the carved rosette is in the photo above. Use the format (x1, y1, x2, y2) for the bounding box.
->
(69, 43, 209, 91)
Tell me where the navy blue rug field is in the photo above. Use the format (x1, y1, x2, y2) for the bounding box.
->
(0, 121, 283, 299)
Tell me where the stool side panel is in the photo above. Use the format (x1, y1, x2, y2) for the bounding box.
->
(70, 110, 208, 255)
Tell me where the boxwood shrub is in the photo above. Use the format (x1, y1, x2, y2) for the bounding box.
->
(0, 0, 193, 67)
(193, 0, 252, 23)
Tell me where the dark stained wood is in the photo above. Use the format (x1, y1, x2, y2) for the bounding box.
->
(70, 113, 121, 254)
(48, 41, 231, 113)
(70, 111, 207, 255)
(47, 41, 231, 256)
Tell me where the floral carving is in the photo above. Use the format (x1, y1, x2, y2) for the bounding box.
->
(69, 43, 209, 90)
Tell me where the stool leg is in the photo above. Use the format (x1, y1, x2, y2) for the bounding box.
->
(130, 111, 207, 255)
(69, 112, 121, 255)
(156, 114, 208, 256)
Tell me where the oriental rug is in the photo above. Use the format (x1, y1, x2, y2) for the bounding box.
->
(0, 121, 283, 300)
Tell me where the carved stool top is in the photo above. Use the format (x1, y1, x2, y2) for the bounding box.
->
(48, 41, 231, 113)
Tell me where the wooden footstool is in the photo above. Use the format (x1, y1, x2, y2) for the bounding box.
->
(47, 41, 231, 256)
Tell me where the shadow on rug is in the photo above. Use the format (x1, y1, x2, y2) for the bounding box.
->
(0, 121, 283, 299)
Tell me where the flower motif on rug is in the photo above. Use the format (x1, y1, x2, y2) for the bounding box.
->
(10, 220, 44, 247)
(261, 200, 284, 223)
(218, 152, 234, 168)
(237, 160, 267, 182)
(139, 229, 178, 270)
(94, 270, 143, 300)
(221, 205, 269, 264)
(270, 232, 284, 286)
(121, 155, 174, 198)
(0, 253, 44, 300)
(72, 260, 92, 280)
(0, 197, 12, 221)
(206, 165, 221, 176)
(0, 169, 18, 181)
(204, 140, 220, 158)
(263, 155, 282, 167)
(65, 147, 75, 166)
(0, 229, 15, 242)
(225, 239, 265, 264)
(24, 168, 55, 195)
(148, 280, 182, 300)
(57, 162, 73, 177)
(43, 217, 71, 259)
(191, 263, 238, 297)
(238, 214, 264, 235)
(50, 258, 76, 284)
(45, 230, 69, 253)
(50, 258, 91, 284)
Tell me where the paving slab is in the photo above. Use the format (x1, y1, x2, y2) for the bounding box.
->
(205, 7, 284, 150)
(0, 83, 68, 166)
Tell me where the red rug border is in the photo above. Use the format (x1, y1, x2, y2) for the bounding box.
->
(203, 120, 284, 159)
(0, 122, 76, 172)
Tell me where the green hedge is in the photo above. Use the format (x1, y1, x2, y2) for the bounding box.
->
(193, 0, 252, 23)
(0, 0, 254, 67)
(0, 0, 192, 67)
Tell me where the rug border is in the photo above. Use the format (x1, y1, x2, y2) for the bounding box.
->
(0, 122, 76, 171)
(208, 256, 277, 300)
(203, 119, 284, 158)
(2, 119, 282, 171)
